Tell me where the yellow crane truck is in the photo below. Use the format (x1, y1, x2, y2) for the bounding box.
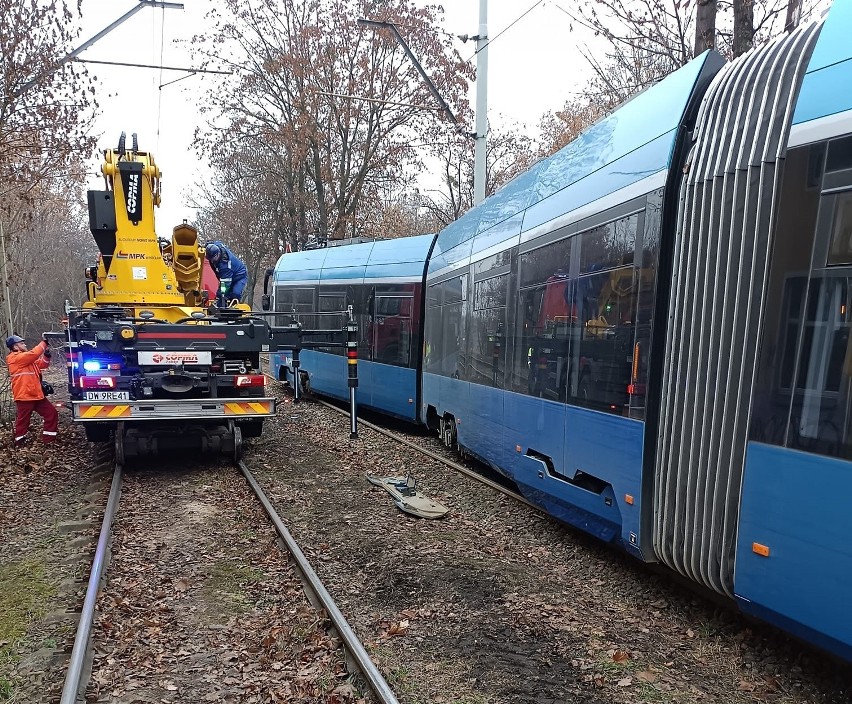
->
(65, 133, 357, 462)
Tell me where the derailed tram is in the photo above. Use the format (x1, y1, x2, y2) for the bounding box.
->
(269, 1, 852, 661)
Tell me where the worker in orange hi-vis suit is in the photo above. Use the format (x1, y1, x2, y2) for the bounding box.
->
(5, 334, 58, 447)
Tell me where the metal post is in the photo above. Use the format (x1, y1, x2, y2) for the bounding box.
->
(292, 348, 301, 403)
(346, 312, 359, 439)
(474, 0, 489, 205)
(18, 1, 184, 95)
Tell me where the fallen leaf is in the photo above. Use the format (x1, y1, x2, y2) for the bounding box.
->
(637, 670, 657, 683)
(617, 677, 633, 687)
(612, 650, 629, 663)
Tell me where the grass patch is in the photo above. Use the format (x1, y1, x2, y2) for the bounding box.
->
(0, 556, 55, 701)
(203, 560, 264, 615)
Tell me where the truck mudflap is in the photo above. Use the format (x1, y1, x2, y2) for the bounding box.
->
(71, 397, 276, 421)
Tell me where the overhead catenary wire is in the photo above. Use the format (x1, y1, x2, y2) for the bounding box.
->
(465, 0, 547, 62)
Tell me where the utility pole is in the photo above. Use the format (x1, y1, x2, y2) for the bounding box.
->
(474, 0, 488, 205)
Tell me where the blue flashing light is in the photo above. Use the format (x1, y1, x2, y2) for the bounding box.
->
(83, 360, 101, 372)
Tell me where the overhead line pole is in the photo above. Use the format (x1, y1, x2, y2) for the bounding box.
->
(474, 0, 489, 205)
(18, 1, 184, 96)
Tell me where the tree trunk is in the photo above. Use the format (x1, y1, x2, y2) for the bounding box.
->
(733, 0, 755, 57)
(694, 0, 717, 56)
(785, 0, 802, 32)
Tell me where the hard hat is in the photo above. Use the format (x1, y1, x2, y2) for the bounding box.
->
(5, 335, 24, 350)
(205, 243, 222, 262)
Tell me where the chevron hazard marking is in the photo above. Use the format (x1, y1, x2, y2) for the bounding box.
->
(79, 404, 131, 419)
(224, 401, 272, 415)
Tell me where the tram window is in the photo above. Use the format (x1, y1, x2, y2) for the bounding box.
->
(427, 283, 440, 308)
(785, 275, 852, 458)
(442, 275, 467, 304)
(827, 192, 852, 266)
(519, 237, 572, 289)
(474, 275, 508, 310)
(348, 285, 373, 359)
(778, 277, 807, 391)
(515, 283, 574, 400)
(371, 295, 414, 367)
(317, 291, 345, 335)
(579, 214, 638, 274)
(438, 301, 466, 379)
(274, 287, 316, 331)
(470, 275, 507, 388)
(569, 265, 637, 412)
(826, 135, 852, 173)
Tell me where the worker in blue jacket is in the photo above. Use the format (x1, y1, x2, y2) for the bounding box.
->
(205, 241, 249, 305)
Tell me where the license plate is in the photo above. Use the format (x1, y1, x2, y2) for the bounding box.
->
(85, 391, 130, 401)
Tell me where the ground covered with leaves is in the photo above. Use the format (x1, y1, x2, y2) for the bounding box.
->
(0, 366, 102, 703)
(87, 459, 363, 704)
(3, 367, 852, 703)
(248, 384, 852, 704)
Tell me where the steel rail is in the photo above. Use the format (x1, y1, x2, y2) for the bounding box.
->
(314, 397, 539, 511)
(238, 461, 399, 704)
(258, 357, 536, 510)
(60, 463, 123, 704)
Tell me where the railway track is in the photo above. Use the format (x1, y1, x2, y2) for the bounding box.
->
(314, 396, 537, 507)
(245, 384, 852, 703)
(58, 451, 399, 704)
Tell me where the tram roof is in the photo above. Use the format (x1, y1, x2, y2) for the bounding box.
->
(428, 49, 723, 276)
(792, 0, 852, 125)
(273, 233, 435, 284)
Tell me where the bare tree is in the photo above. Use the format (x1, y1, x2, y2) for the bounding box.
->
(192, 0, 471, 256)
(570, 0, 825, 99)
(10, 179, 94, 336)
(420, 122, 537, 227)
(732, 0, 756, 56)
(785, 0, 803, 31)
(695, 0, 719, 53)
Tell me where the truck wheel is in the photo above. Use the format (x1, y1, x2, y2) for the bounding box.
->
(233, 426, 243, 462)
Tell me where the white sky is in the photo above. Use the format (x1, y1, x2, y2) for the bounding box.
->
(74, 1, 596, 230)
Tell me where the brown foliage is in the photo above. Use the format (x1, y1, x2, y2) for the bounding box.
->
(192, 0, 472, 268)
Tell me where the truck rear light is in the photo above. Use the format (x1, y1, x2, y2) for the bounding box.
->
(234, 375, 265, 387)
(79, 376, 116, 389)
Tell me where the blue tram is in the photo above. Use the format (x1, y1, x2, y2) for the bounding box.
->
(268, 2, 852, 661)
(269, 234, 435, 421)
